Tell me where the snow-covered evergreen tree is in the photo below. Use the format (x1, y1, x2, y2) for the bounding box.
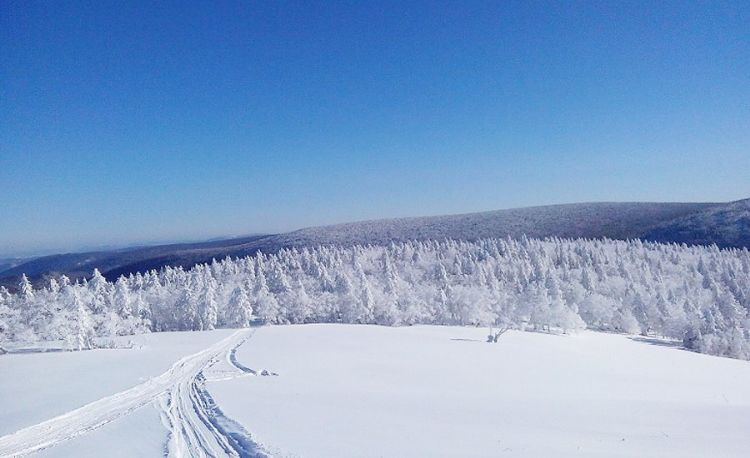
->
(65, 286, 95, 351)
(224, 285, 253, 328)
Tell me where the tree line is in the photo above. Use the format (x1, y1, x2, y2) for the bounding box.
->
(1, 236, 748, 359)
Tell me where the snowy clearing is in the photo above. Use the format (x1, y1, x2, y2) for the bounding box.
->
(213, 324, 750, 457)
(2, 324, 749, 457)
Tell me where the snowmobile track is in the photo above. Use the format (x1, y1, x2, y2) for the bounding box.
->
(0, 329, 267, 457)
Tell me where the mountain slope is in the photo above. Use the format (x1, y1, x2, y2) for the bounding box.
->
(0, 235, 271, 284)
(4, 199, 746, 287)
(643, 198, 750, 249)
(104, 202, 717, 279)
(271, 201, 717, 247)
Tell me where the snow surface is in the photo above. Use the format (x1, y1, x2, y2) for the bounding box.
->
(3, 324, 749, 457)
(212, 324, 750, 457)
(34, 406, 165, 458)
(0, 329, 235, 436)
(0, 328, 266, 457)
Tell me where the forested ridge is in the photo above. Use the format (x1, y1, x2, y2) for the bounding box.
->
(1, 236, 748, 359)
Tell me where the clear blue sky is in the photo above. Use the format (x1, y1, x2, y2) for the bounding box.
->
(1, 1, 748, 256)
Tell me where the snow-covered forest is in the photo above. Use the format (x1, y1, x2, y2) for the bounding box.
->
(1, 237, 749, 359)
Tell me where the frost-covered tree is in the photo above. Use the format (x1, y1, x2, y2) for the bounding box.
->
(65, 286, 95, 351)
(287, 278, 312, 324)
(19, 274, 34, 302)
(198, 277, 219, 331)
(224, 285, 253, 328)
(253, 270, 280, 323)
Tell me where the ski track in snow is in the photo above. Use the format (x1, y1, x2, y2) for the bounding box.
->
(0, 328, 268, 458)
(228, 340, 257, 376)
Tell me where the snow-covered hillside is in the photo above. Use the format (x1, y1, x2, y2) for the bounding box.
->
(2, 325, 749, 457)
(274, 201, 716, 248)
(644, 198, 750, 249)
(2, 200, 733, 286)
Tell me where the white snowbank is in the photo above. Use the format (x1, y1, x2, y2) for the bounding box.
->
(212, 324, 750, 457)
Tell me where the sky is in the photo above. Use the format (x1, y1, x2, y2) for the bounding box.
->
(1, 1, 748, 256)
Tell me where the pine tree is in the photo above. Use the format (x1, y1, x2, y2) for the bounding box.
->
(288, 278, 312, 324)
(253, 270, 280, 323)
(199, 278, 219, 330)
(225, 285, 253, 328)
(66, 287, 94, 351)
(19, 274, 34, 302)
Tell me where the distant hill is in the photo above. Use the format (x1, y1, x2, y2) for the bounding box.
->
(0, 257, 27, 275)
(271, 202, 717, 247)
(3, 199, 747, 289)
(642, 198, 750, 249)
(0, 235, 270, 287)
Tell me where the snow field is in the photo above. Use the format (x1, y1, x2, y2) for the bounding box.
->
(0, 330, 237, 437)
(212, 324, 750, 457)
(0, 329, 262, 457)
(2, 324, 749, 457)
